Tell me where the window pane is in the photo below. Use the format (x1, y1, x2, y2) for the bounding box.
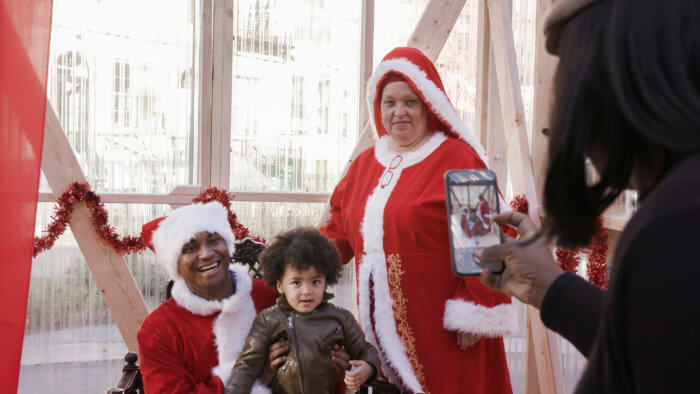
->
(44, 0, 201, 194)
(20, 203, 171, 393)
(229, 0, 361, 192)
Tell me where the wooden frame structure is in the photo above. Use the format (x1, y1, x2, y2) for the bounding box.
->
(38, 0, 629, 391)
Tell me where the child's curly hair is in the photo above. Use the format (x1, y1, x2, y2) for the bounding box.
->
(259, 227, 342, 287)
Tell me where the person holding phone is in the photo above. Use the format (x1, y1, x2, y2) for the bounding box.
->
(320, 47, 518, 394)
(477, 0, 700, 392)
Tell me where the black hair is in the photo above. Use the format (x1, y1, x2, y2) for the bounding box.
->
(543, 0, 700, 247)
(259, 227, 342, 287)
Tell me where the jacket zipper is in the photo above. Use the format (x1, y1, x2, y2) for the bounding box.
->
(288, 313, 311, 394)
(321, 325, 340, 342)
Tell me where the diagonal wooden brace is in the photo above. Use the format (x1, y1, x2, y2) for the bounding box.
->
(41, 102, 148, 351)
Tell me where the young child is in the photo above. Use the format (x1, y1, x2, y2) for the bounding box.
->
(225, 227, 380, 394)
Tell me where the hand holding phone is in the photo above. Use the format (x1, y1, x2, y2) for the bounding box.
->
(444, 169, 505, 276)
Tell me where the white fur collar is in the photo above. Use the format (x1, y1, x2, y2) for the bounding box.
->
(373, 132, 447, 168)
(171, 263, 253, 316)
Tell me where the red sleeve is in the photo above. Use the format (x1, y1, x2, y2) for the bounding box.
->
(138, 317, 224, 394)
(320, 173, 355, 264)
(251, 279, 278, 311)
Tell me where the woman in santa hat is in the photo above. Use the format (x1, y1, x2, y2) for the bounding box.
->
(136, 202, 349, 393)
(321, 47, 516, 394)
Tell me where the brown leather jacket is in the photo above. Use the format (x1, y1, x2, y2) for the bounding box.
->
(225, 294, 380, 394)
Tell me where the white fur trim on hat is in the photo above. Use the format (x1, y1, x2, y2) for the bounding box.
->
(367, 57, 488, 166)
(443, 298, 519, 337)
(151, 202, 235, 281)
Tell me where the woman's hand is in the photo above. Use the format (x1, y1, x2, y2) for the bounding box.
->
(477, 211, 563, 309)
(331, 344, 351, 377)
(455, 332, 480, 350)
(344, 360, 373, 391)
(259, 339, 289, 385)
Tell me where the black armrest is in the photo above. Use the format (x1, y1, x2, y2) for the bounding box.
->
(107, 352, 142, 394)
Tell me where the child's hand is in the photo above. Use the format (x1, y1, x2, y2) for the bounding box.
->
(344, 360, 373, 391)
(260, 339, 289, 385)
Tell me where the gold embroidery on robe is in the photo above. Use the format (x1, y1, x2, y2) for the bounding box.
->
(387, 253, 429, 393)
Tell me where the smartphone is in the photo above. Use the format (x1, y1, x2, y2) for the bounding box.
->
(444, 169, 505, 276)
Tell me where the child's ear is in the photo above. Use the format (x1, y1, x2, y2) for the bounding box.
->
(276, 280, 283, 294)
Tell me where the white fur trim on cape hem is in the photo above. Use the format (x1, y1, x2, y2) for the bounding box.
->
(367, 57, 487, 165)
(212, 362, 271, 394)
(358, 133, 427, 393)
(443, 299, 519, 337)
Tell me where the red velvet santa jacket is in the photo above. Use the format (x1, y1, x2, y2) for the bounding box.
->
(137, 264, 277, 393)
(321, 132, 517, 394)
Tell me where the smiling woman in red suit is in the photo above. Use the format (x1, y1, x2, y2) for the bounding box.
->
(321, 47, 517, 394)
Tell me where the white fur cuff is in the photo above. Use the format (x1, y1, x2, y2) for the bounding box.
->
(443, 299, 519, 337)
(212, 364, 270, 394)
(212, 362, 235, 388)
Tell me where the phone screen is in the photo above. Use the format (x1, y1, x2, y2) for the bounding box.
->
(445, 169, 504, 276)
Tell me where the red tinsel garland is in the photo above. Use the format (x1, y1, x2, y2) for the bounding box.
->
(509, 194, 608, 288)
(586, 221, 609, 289)
(33, 183, 260, 258)
(192, 188, 264, 243)
(555, 248, 580, 272)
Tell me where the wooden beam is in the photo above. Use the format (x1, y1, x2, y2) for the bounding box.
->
(41, 103, 148, 352)
(486, 0, 539, 220)
(475, 0, 490, 148)
(199, 0, 214, 189)
(407, 0, 468, 61)
(358, 0, 374, 135)
(530, 0, 558, 209)
(486, 0, 565, 392)
(476, 0, 509, 186)
(210, 0, 233, 189)
(318, 0, 467, 226)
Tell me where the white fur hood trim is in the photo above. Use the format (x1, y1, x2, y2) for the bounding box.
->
(443, 298, 519, 337)
(367, 57, 487, 165)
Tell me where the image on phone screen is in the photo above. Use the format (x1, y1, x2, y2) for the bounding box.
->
(445, 170, 503, 276)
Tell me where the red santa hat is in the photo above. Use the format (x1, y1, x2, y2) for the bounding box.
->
(367, 46, 488, 165)
(141, 202, 236, 281)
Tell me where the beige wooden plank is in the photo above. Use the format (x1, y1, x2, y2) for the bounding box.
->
(477, 0, 509, 185)
(199, 0, 214, 188)
(41, 103, 148, 352)
(318, 0, 467, 226)
(530, 0, 558, 209)
(358, 0, 374, 135)
(602, 213, 629, 232)
(475, 0, 490, 148)
(486, 0, 564, 392)
(525, 311, 542, 394)
(525, 1, 565, 393)
(486, 53, 508, 184)
(210, 0, 225, 188)
(407, 0, 468, 60)
(487, 0, 539, 221)
(218, 0, 233, 189)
